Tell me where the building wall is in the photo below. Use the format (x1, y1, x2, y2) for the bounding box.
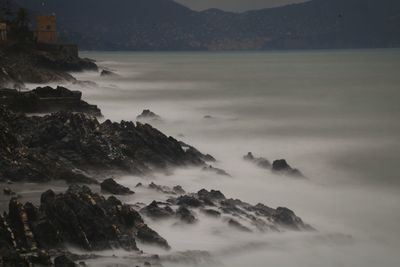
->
(36, 16, 57, 44)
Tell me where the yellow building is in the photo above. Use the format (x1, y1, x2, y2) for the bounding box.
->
(36, 15, 57, 44)
(0, 22, 7, 42)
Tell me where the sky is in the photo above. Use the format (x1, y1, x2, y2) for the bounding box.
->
(175, 0, 309, 12)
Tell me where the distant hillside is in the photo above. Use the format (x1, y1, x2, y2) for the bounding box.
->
(13, 0, 400, 50)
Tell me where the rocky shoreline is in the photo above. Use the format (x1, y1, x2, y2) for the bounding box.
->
(0, 86, 102, 117)
(0, 47, 313, 266)
(1, 181, 312, 267)
(0, 43, 97, 88)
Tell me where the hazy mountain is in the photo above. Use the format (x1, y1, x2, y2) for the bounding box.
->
(13, 0, 400, 50)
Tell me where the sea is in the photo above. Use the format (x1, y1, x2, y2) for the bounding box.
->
(23, 49, 400, 267)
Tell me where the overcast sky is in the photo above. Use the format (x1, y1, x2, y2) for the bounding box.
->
(175, 0, 309, 12)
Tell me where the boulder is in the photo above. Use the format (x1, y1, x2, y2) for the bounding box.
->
(272, 159, 304, 177)
(100, 178, 134, 195)
(140, 201, 174, 219)
(137, 109, 161, 121)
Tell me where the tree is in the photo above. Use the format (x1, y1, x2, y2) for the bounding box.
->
(9, 7, 34, 43)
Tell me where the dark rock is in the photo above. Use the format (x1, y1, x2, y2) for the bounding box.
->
(101, 178, 134, 195)
(3, 187, 16, 196)
(0, 106, 210, 183)
(0, 185, 170, 264)
(227, 219, 252, 232)
(140, 201, 174, 219)
(137, 109, 161, 121)
(172, 185, 186, 195)
(272, 159, 304, 178)
(176, 196, 203, 208)
(180, 141, 216, 162)
(147, 182, 185, 195)
(272, 207, 312, 230)
(202, 165, 230, 176)
(136, 224, 170, 250)
(201, 209, 221, 218)
(136, 182, 143, 188)
(100, 70, 118, 77)
(244, 153, 304, 178)
(54, 255, 77, 267)
(243, 152, 271, 169)
(176, 206, 197, 224)
(0, 86, 102, 117)
(0, 43, 98, 86)
(197, 189, 226, 201)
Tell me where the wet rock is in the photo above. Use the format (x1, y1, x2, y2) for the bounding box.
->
(176, 206, 197, 224)
(198, 189, 226, 201)
(172, 185, 186, 195)
(0, 86, 102, 117)
(147, 182, 186, 195)
(0, 185, 170, 264)
(0, 43, 98, 86)
(0, 106, 211, 184)
(244, 153, 304, 178)
(180, 141, 216, 162)
(137, 109, 161, 121)
(176, 196, 203, 208)
(243, 152, 271, 169)
(227, 219, 252, 232)
(136, 224, 170, 250)
(140, 201, 174, 219)
(201, 209, 221, 218)
(3, 187, 16, 196)
(272, 159, 304, 178)
(100, 70, 118, 77)
(54, 255, 77, 267)
(202, 165, 231, 176)
(166, 186, 312, 233)
(101, 178, 134, 195)
(272, 207, 313, 230)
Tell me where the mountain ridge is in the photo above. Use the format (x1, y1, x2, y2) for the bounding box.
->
(12, 0, 400, 50)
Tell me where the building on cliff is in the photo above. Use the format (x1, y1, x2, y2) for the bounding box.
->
(0, 22, 7, 42)
(36, 15, 57, 44)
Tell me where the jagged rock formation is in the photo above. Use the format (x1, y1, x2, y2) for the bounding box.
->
(0, 106, 210, 183)
(137, 109, 162, 122)
(0, 185, 169, 266)
(202, 165, 231, 177)
(180, 141, 216, 163)
(244, 152, 271, 169)
(100, 178, 135, 195)
(272, 159, 304, 177)
(244, 152, 304, 178)
(0, 86, 102, 116)
(100, 69, 118, 77)
(0, 43, 98, 87)
(139, 188, 313, 232)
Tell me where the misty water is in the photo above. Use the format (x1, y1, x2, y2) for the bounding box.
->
(27, 49, 400, 266)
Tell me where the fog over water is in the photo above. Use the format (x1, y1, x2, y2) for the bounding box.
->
(27, 49, 400, 266)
